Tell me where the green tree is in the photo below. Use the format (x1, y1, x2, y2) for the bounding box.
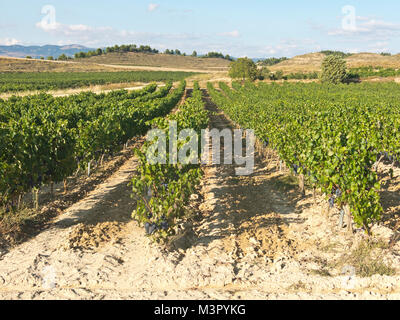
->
(191, 50, 197, 57)
(228, 57, 258, 81)
(320, 55, 347, 84)
(47, 56, 54, 61)
(57, 54, 68, 61)
(259, 67, 271, 80)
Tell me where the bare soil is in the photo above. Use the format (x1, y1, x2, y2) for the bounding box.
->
(76, 52, 230, 72)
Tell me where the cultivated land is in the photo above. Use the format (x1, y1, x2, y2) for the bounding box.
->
(1, 51, 400, 300)
(74, 52, 231, 72)
(1, 87, 400, 299)
(0, 53, 230, 73)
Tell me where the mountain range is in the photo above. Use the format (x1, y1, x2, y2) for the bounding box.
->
(0, 45, 94, 59)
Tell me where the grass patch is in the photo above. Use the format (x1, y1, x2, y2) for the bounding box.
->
(331, 239, 396, 277)
(0, 205, 46, 242)
(288, 281, 311, 292)
(319, 241, 342, 253)
(272, 174, 298, 192)
(310, 268, 332, 277)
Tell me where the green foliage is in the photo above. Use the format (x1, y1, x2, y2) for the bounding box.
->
(348, 66, 400, 78)
(208, 81, 400, 232)
(258, 57, 288, 66)
(320, 55, 348, 84)
(0, 82, 186, 207)
(0, 71, 196, 93)
(203, 52, 233, 61)
(229, 57, 258, 81)
(74, 44, 159, 59)
(256, 67, 271, 80)
(269, 70, 284, 81)
(285, 71, 319, 80)
(131, 82, 208, 241)
(57, 54, 69, 61)
(320, 50, 352, 58)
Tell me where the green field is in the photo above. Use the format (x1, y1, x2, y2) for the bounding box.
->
(0, 71, 197, 93)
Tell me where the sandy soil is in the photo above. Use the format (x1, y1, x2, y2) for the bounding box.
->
(1, 92, 400, 300)
(0, 83, 164, 100)
(96, 63, 217, 74)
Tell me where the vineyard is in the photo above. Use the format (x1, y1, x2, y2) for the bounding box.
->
(0, 81, 186, 209)
(208, 81, 400, 233)
(0, 71, 195, 93)
(1, 79, 400, 299)
(348, 66, 400, 78)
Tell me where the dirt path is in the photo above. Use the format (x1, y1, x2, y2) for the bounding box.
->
(1, 91, 400, 299)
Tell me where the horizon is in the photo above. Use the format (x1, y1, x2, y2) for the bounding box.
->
(1, 1, 400, 58)
(0, 43, 397, 60)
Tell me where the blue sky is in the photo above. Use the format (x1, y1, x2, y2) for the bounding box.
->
(1, 0, 400, 57)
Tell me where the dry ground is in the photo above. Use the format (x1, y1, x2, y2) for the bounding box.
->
(0, 57, 129, 73)
(1, 90, 400, 299)
(75, 52, 230, 72)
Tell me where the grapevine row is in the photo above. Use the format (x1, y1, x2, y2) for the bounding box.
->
(131, 82, 209, 241)
(208, 81, 400, 232)
(0, 81, 186, 208)
(0, 71, 196, 93)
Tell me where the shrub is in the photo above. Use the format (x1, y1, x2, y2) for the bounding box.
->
(320, 55, 347, 84)
(228, 57, 258, 81)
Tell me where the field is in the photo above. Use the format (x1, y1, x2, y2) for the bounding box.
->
(74, 52, 231, 72)
(1, 51, 400, 300)
(0, 71, 196, 93)
(0, 57, 127, 73)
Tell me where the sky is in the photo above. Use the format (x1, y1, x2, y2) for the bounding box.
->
(1, 0, 400, 58)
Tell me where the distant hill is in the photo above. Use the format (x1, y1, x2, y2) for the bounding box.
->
(269, 52, 400, 74)
(75, 52, 230, 72)
(0, 45, 95, 59)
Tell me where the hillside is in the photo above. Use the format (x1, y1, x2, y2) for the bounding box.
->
(346, 53, 400, 68)
(269, 52, 400, 74)
(269, 53, 325, 73)
(0, 57, 129, 73)
(75, 52, 231, 72)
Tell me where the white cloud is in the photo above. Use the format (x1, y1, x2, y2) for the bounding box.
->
(219, 30, 240, 38)
(148, 4, 160, 12)
(34, 16, 322, 58)
(0, 38, 20, 45)
(328, 16, 400, 40)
